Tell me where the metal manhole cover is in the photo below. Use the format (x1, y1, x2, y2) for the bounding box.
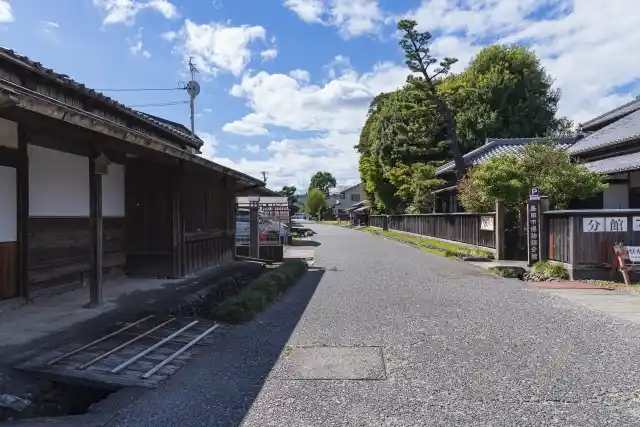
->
(276, 346, 386, 380)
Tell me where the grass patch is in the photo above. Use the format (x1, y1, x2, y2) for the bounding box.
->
(583, 280, 640, 293)
(321, 220, 340, 225)
(362, 227, 492, 259)
(488, 266, 523, 278)
(526, 261, 569, 281)
(211, 261, 308, 324)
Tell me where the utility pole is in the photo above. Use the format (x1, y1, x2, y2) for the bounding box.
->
(186, 57, 200, 135)
(260, 171, 269, 184)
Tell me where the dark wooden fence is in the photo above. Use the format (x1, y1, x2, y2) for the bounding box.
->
(370, 213, 496, 249)
(545, 209, 640, 269)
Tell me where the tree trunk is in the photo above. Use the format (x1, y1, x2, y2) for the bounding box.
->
(440, 98, 465, 179)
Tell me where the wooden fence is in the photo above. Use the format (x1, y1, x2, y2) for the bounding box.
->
(370, 213, 496, 249)
(546, 209, 640, 269)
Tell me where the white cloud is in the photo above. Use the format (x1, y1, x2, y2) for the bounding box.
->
(197, 131, 218, 159)
(289, 69, 311, 82)
(171, 19, 267, 76)
(245, 143, 261, 153)
(44, 21, 59, 28)
(203, 107, 213, 113)
(161, 30, 178, 41)
(41, 21, 60, 40)
(93, 0, 179, 25)
(224, 59, 407, 135)
(406, 0, 640, 123)
(260, 48, 278, 61)
(283, 0, 384, 38)
(0, 1, 13, 23)
(212, 131, 361, 189)
(127, 28, 151, 58)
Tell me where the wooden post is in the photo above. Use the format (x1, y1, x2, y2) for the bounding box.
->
(88, 155, 104, 307)
(171, 162, 183, 278)
(249, 198, 259, 259)
(16, 125, 30, 301)
(568, 215, 578, 280)
(494, 200, 505, 260)
(538, 197, 550, 262)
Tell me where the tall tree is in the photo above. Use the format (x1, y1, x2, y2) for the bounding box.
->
(309, 171, 337, 195)
(305, 188, 326, 218)
(397, 19, 465, 179)
(278, 185, 299, 215)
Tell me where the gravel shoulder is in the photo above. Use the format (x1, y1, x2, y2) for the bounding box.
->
(103, 224, 640, 427)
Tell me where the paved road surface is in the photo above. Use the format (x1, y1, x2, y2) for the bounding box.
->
(104, 224, 640, 426)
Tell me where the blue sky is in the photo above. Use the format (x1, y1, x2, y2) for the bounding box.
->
(1, 0, 638, 190)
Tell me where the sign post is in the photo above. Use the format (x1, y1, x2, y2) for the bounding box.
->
(527, 189, 542, 266)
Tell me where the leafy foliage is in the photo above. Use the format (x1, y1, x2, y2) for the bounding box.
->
(305, 188, 326, 218)
(458, 142, 609, 214)
(278, 185, 299, 214)
(358, 30, 572, 214)
(309, 171, 337, 195)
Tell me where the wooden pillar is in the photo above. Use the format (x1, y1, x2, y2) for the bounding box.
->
(249, 198, 259, 259)
(16, 126, 30, 301)
(494, 200, 505, 260)
(171, 161, 184, 277)
(88, 155, 104, 307)
(179, 161, 187, 275)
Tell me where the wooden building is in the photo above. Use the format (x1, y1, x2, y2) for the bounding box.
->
(0, 47, 265, 302)
(433, 137, 576, 213)
(570, 98, 640, 209)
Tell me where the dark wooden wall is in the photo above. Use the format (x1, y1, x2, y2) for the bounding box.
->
(28, 217, 125, 289)
(0, 242, 17, 299)
(125, 158, 175, 278)
(182, 168, 235, 275)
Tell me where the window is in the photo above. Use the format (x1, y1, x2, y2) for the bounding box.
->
(350, 193, 360, 202)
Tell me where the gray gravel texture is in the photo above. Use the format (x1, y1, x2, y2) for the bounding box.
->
(103, 224, 640, 427)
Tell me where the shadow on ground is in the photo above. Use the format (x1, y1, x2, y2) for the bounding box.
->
(290, 239, 321, 247)
(101, 268, 326, 427)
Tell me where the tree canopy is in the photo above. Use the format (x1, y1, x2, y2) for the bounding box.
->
(458, 143, 608, 217)
(309, 171, 337, 195)
(278, 185, 299, 214)
(305, 188, 326, 218)
(358, 34, 571, 214)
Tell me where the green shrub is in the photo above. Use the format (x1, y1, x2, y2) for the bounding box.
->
(530, 261, 569, 280)
(212, 261, 308, 324)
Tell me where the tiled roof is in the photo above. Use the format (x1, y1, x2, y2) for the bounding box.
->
(580, 98, 640, 132)
(584, 151, 640, 174)
(435, 137, 576, 176)
(0, 46, 202, 148)
(569, 108, 640, 155)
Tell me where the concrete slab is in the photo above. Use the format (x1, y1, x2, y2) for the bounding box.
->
(276, 346, 386, 380)
(541, 288, 640, 324)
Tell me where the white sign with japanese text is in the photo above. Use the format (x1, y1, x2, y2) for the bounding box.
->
(627, 246, 640, 263)
(633, 217, 640, 231)
(604, 217, 627, 232)
(480, 216, 494, 231)
(583, 217, 604, 232)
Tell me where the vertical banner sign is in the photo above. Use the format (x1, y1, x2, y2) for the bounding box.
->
(527, 198, 541, 266)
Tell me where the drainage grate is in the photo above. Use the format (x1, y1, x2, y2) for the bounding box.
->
(17, 315, 221, 389)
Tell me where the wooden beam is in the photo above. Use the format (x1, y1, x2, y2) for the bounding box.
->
(88, 155, 104, 306)
(16, 125, 29, 301)
(172, 161, 184, 278)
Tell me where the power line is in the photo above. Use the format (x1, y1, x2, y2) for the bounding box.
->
(128, 101, 189, 108)
(94, 87, 185, 92)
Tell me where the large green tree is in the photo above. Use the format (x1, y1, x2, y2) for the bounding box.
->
(278, 185, 299, 215)
(308, 171, 337, 195)
(305, 188, 326, 219)
(358, 31, 571, 214)
(458, 143, 608, 217)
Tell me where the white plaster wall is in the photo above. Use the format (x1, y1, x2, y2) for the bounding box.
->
(28, 145, 90, 216)
(0, 118, 17, 149)
(0, 166, 16, 242)
(602, 184, 629, 209)
(102, 163, 125, 217)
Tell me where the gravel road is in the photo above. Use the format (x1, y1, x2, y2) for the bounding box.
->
(104, 224, 640, 427)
